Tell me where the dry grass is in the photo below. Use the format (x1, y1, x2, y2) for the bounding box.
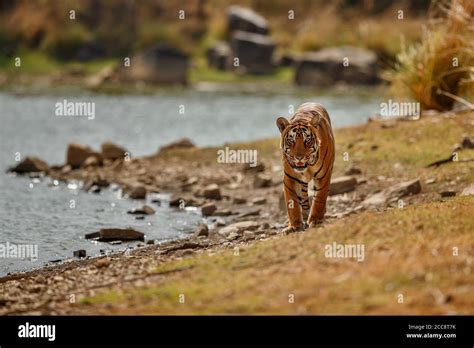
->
(78, 111, 474, 314)
(386, 0, 474, 110)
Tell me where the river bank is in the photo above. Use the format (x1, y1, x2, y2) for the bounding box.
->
(1, 108, 473, 315)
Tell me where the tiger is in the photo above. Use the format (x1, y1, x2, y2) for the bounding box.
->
(276, 102, 335, 233)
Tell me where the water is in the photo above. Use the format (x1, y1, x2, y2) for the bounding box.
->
(0, 88, 381, 276)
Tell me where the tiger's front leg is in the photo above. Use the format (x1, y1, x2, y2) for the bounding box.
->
(307, 180, 330, 228)
(282, 174, 305, 233)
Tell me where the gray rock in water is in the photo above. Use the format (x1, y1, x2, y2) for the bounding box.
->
(73, 249, 86, 258)
(329, 176, 357, 195)
(10, 156, 49, 174)
(227, 6, 269, 35)
(127, 205, 155, 215)
(295, 46, 379, 86)
(230, 31, 276, 74)
(85, 228, 145, 242)
(122, 44, 189, 85)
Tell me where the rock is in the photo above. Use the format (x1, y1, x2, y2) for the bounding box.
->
(227, 232, 240, 241)
(202, 184, 222, 200)
(101, 141, 128, 160)
(363, 179, 422, 206)
(227, 6, 269, 35)
(218, 220, 260, 235)
(128, 185, 147, 199)
(252, 197, 267, 205)
(159, 138, 195, 152)
(83, 156, 101, 167)
(201, 202, 217, 216)
(230, 31, 276, 74)
(10, 157, 49, 174)
(241, 162, 265, 173)
(127, 205, 155, 215)
(242, 231, 255, 241)
(66, 143, 101, 169)
(233, 197, 247, 204)
(89, 185, 101, 194)
(329, 176, 357, 195)
(73, 249, 86, 258)
(61, 164, 72, 174)
(194, 223, 209, 237)
(344, 167, 362, 175)
(87, 66, 114, 87)
(214, 209, 232, 216)
(440, 191, 456, 198)
(253, 174, 272, 188)
(83, 176, 109, 192)
(135, 216, 145, 220)
(294, 46, 379, 87)
(147, 240, 155, 245)
(277, 54, 295, 67)
(207, 41, 231, 70)
(238, 209, 260, 218)
(85, 228, 145, 242)
(462, 137, 474, 149)
(121, 44, 189, 85)
(95, 257, 110, 269)
(460, 184, 474, 196)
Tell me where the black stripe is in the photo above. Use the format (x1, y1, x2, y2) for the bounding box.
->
(318, 161, 333, 181)
(285, 171, 307, 186)
(313, 147, 328, 178)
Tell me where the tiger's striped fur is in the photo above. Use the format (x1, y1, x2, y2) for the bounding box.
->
(276, 103, 335, 232)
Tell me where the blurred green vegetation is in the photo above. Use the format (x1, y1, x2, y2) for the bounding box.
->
(0, 0, 428, 78)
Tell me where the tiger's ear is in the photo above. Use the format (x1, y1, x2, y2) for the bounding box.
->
(276, 117, 289, 133)
(309, 112, 322, 128)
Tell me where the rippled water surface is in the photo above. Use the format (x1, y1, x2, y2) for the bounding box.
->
(0, 88, 381, 275)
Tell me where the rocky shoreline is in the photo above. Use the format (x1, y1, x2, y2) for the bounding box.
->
(2, 110, 473, 314)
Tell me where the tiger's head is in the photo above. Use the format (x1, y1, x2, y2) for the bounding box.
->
(276, 116, 320, 173)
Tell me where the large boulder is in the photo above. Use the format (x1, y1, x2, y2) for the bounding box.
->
(66, 143, 101, 169)
(230, 31, 276, 74)
(207, 41, 232, 70)
(295, 46, 380, 86)
(227, 6, 269, 35)
(10, 156, 49, 173)
(123, 44, 189, 85)
(101, 141, 128, 161)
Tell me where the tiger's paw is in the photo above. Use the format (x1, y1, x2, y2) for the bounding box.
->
(307, 219, 324, 229)
(282, 225, 305, 235)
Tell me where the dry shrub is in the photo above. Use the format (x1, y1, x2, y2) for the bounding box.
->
(386, 0, 473, 111)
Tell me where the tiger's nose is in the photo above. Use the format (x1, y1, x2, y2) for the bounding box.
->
(295, 155, 304, 160)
